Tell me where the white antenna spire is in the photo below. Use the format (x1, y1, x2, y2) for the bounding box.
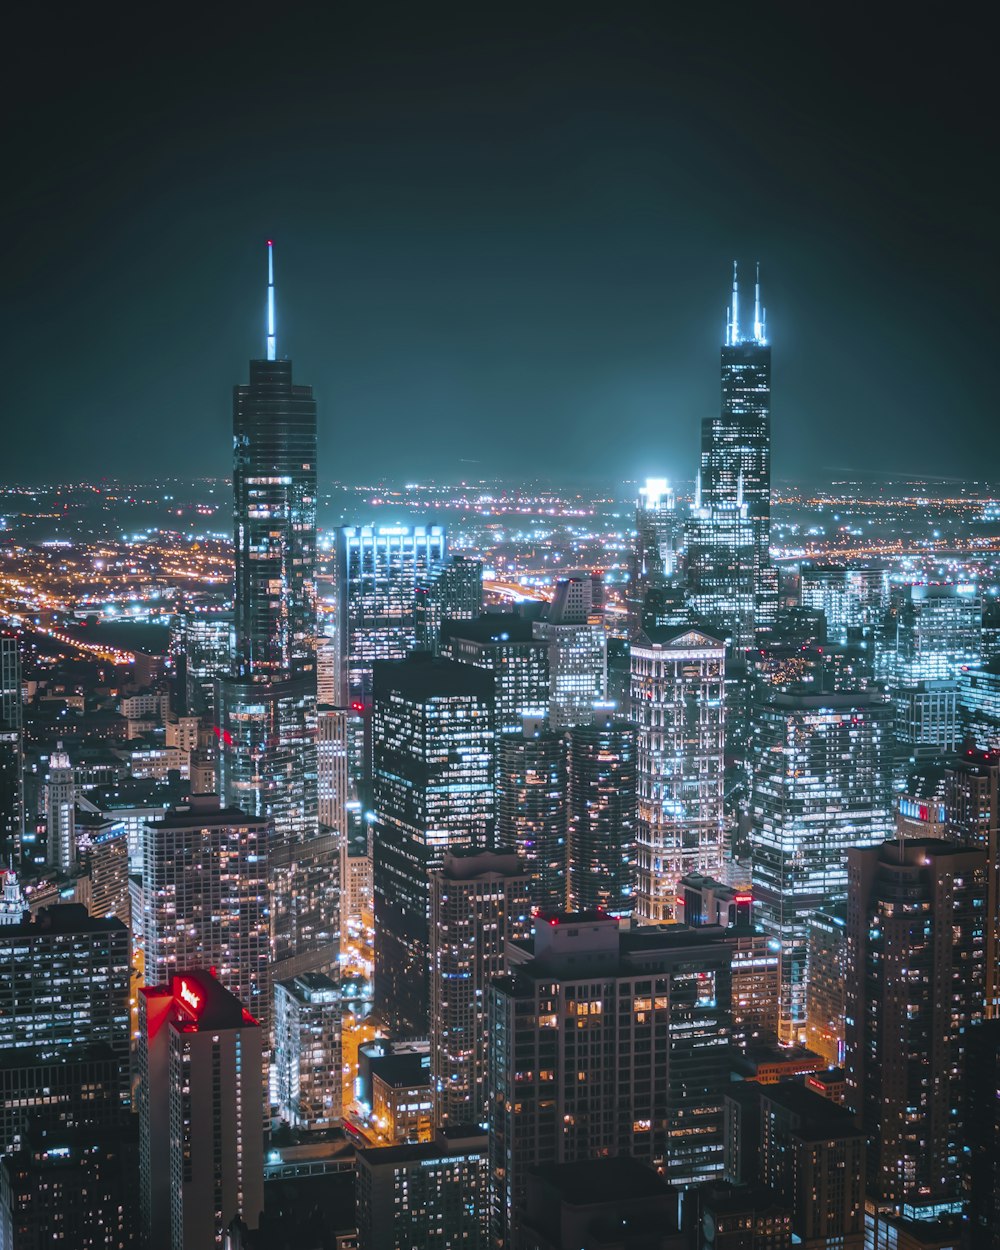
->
(730, 261, 740, 345)
(266, 240, 276, 361)
(737, 468, 744, 509)
(753, 262, 763, 343)
(694, 469, 702, 512)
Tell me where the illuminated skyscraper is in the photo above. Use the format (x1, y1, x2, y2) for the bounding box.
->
(429, 848, 529, 1128)
(138, 971, 264, 1250)
(44, 746, 76, 874)
(750, 688, 893, 1038)
(0, 629, 23, 863)
(415, 553, 484, 654)
(139, 794, 271, 1026)
(496, 719, 567, 910)
(631, 624, 726, 922)
(689, 263, 775, 638)
(488, 914, 733, 1243)
(441, 615, 549, 736)
(533, 577, 607, 730)
(628, 478, 684, 638)
(565, 711, 638, 916)
(219, 244, 335, 985)
(334, 524, 448, 705)
(372, 653, 495, 1037)
(845, 839, 986, 1224)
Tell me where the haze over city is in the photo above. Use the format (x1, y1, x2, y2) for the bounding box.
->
(1, 7, 997, 1250)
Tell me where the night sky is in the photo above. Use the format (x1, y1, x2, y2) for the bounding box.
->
(2, 5, 992, 486)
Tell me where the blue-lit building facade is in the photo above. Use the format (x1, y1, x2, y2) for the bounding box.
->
(334, 523, 448, 706)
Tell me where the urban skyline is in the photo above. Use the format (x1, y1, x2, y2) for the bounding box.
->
(0, 10, 996, 1249)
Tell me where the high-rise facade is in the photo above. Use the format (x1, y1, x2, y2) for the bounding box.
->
(0, 905, 130, 1079)
(44, 747, 75, 874)
(489, 914, 733, 1244)
(690, 262, 775, 639)
(138, 971, 264, 1250)
(441, 615, 549, 735)
(533, 577, 607, 730)
(750, 688, 893, 1037)
(496, 720, 566, 910)
(942, 747, 1000, 1019)
(565, 712, 638, 916)
(356, 1128, 490, 1250)
(429, 849, 530, 1128)
(415, 554, 484, 654)
(334, 523, 448, 704)
(139, 794, 271, 1027)
(372, 653, 495, 1037)
(799, 565, 887, 646)
(219, 244, 335, 987)
(845, 839, 987, 1223)
(0, 629, 23, 863)
(631, 625, 726, 922)
(628, 478, 684, 638)
(273, 971, 342, 1131)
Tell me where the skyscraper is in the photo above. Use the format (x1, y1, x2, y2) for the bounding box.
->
(496, 719, 567, 910)
(0, 629, 24, 864)
(628, 478, 684, 638)
(534, 578, 607, 730)
(429, 848, 529, 1128)
(44, 746, 75, 874)
(631, 624, 726, 922)
(334, 523, 448, 705)
(565, 711, 638, 916)
(273, 971, 342, 1131)
(691, 262, 775, 637)
(415, 553, 484, 654)
(218, 243, 335, 986)
(845, 839, 987, 1223)
(138, 971, 264, 1250)
(488, 913, 733, 1243)
(372, 652, 495, 1037)
(441, 615, 549, 735)
(139, 794, 271, 1026)
(750, 688, 893, 1037)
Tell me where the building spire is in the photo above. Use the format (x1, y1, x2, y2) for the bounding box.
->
(266, 240, 276, 361)
(730, 260, 740, 346)
(753, 262, 763, 344)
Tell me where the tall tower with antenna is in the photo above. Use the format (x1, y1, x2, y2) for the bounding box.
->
(696, 260, 775, 636)
(219, 242, 338, 992)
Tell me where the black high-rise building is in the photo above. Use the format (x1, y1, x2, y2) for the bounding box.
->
(690, 262, 776, 638)
(566, 712, 638, 915)
(219, 244, 335, 986)
(0, 630, 23, 863)
(497, 719, 566, 909)
(372, 653, 495, 1037)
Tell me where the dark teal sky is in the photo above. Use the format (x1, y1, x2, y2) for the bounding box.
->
(2, 4, 992, 485)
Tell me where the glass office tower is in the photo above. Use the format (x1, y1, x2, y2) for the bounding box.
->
(750, 687, 893, 1038)
(219, 243, 335, 985)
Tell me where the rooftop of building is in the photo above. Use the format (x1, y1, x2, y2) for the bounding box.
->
(356, 1128, 486, 1168)
(760, 1080, 865, 1140)
(0, 1041, 120, 1070)
(372, 650, 495, 701)
(142, 970, 257, 1032)
(276, 971, 339, 1003)
(529, 1156, 671, 1207)
(441, 614, 538, 645)
(698, 1181, 791, 1219)
(633, 622, 724, 650)
(149, 792, 266, 829)
(437, 847, 526, 881)
(366, 1050, 432, 1089)
(0, 903, 127, 938)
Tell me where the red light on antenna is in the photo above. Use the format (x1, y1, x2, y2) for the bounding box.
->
(267, 239, 273, 246)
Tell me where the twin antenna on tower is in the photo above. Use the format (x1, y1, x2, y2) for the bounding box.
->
(266, 240, 276, 361)
(726, 260, 767, 347)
